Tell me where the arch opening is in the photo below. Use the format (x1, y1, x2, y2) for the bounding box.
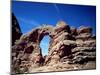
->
(40, 35, 50, 56)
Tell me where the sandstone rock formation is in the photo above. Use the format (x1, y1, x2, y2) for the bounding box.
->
(11, 21, 96, 74)
(12, 13, 22, 45)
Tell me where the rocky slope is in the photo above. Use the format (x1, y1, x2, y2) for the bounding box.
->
(12, 13, 22, 45)
(11, 21, 96, 74)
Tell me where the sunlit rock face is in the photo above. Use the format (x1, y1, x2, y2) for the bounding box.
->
(11, 21, 96, 74)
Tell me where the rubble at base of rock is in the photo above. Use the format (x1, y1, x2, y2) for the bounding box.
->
(12, 21, 96, 74)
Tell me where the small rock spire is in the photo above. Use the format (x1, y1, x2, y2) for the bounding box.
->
(56, 20, 68, 26)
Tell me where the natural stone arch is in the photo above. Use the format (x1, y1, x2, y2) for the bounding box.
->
(28, 25, 54, 54)
(12, 21, 74, 73)
(12, 21, 96, 74)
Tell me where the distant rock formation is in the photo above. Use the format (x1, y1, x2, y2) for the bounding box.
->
(11, 21, 96, 74)
(12, 13, 22, 45)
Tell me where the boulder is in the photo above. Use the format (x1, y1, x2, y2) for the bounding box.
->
(78, 26, 92, 34)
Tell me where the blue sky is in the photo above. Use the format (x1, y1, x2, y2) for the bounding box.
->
(12, 1, 96, 56)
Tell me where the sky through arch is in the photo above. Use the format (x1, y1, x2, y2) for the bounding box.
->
(40, 35, 50, 56)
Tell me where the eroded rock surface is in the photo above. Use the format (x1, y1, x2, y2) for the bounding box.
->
(11, 21, 96, 74)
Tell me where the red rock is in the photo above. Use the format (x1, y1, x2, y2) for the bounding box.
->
(12, 21, 96, 73)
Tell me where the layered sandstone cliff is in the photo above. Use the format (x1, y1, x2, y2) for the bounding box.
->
(11, 21, 96, 74)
